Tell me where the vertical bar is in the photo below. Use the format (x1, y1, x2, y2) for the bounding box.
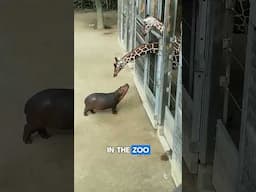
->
(158, 0, 163, 19)
(191, 0, 209, 163)
(188, 0, 197, 94)
(117, 0, 121, 42)
(146, 0, 151, 15)
(222, 0, 234, 125)
(238, 2, 256, 191)
(155, 39, 164, 123)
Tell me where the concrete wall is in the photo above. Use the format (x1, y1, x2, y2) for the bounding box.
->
(0, 1, 73, 191)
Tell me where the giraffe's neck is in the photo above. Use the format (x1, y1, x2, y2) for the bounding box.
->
(169, 34, 182, 69)
(172, 36, 181, 52)
(121, 42, 159, 65)
(153, 21, 164, 33)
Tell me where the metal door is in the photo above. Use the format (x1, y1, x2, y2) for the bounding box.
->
(163, 34, 182, 186)
(135, 0, 148, 85)
(134, 0, 164, 126)
(161, 0, 182, 186)
(163, 0, 179, 148)
(212, 1, 249, 191)
(238, 5, 256, 191)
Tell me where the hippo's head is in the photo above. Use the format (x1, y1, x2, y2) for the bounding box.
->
(116, 83, 129, 102)
(113, 57, 125, 77)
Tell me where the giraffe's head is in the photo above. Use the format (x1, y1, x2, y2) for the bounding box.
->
(143, 25, 151, 36)
(142, 15, 164, 35)
(142, 15, 153, 36)
(113, 57, 125, 77)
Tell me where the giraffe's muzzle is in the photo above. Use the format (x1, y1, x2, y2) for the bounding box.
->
(113, 64, 122, 77)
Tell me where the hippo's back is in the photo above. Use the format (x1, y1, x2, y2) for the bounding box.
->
(24, 89, 74, 130)
(85, 92, 117, 110)
(25, 89, 74, 114)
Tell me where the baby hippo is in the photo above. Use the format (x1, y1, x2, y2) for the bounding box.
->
(23, 89, 74, 144)
(84, 83, 129, 116)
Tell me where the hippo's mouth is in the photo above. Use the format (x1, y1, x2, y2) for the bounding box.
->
(119, 84, 129, 101)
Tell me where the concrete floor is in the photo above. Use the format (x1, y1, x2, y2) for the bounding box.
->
(74, 11, 176, 192)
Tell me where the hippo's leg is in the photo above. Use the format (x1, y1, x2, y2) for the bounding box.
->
(38, 129, 51, 139)
(23, 124, 33, 144)
(112, 106, 117, 114)
(84, 107, 89, 116)
(90, 110, 96, 114)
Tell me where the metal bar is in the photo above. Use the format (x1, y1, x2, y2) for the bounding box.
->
(222, 0, 234, 125)
(155, 39, 164, 123)
(230, 53, 245, 71)
(150, 29, 162, 39)
(228, 91, 242, 112)
(158, 0, 163, 19)
(189, 0, 197, 94)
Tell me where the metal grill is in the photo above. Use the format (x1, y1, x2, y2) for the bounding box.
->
(221, 0, 250, 149)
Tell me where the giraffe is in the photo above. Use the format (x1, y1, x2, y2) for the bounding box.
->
(233, 0, 250, 34)
(169, 34, 181, 70)
(168, 21, 182, 70)
(142, 15, 164, 35)
(142, 14, 182, 70)
(113, 42, 159, 77)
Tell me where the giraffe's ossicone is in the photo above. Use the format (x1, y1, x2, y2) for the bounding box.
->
(113, 42, 159, 77)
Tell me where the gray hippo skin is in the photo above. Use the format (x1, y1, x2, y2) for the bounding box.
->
(23, 89, 74, 144)
(84, 83, 129, 116)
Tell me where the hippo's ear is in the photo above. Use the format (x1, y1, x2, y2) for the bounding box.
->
(114, 63, 116, 68)
(114, 57, 119, 62)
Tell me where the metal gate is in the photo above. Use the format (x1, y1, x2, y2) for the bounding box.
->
(129, 0, 182, 185)
(163, 40, 182, 186)
(161, 0, 182, 186)
(182, 0, 200, 174)
(212, 0, 250, 191)
(134, 0, 164, 126)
